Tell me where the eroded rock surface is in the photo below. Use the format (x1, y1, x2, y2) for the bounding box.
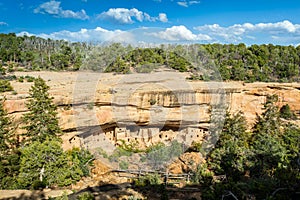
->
(3, 71, 300, 150)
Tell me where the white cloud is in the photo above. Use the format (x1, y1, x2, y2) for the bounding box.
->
(18, 27, 130, 42)
(17, 21, 300, 45)
(177, 1, 200, 7)
(0, 22, 8, 26)
(98, 8, 168, 24)
(34, 0, 89, 20)
(151, 25, 211, 41)
(189, 1, 201, 5)
(177, 2, 188, 7)
(158, 13, 168, 23)
(255, 20, 297, 33)
(17, 26, 211, 44)
(194, 20, 300, 43)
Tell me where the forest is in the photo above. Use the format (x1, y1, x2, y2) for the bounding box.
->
(192, 96, 300, 199)
(1, 33, 300, 82)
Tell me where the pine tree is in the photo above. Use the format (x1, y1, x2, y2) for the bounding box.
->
(0, 99, 13, 155)
(22, 77, 61, 144)
(0, 99, 20, 189)
(207, 111, 250, 180)
(253, 95, 281, 135)
(250, 95, 287, 177)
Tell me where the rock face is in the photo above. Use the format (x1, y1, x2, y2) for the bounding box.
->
(168, 152, 205, 174)
(3, 71, 300, 151)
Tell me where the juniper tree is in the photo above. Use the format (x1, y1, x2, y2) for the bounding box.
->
(22, 77, 61, 144)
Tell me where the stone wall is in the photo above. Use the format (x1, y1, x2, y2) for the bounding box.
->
(78, 125, 206, 151)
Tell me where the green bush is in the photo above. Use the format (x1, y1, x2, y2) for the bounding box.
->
(119, 160, 129, 170)
(134, 173, 161, 187)
(0, 79, 13, 92)
(77, 192, 94, 200)
(149, 99, 156, 105)
(17, 76, 24, 82)
(96, 147, 108, 158)
(25, 75, 35, 82)
(108, 147, 132, 162)
(11, 90, 17, 95)
(280, 104, 297, 120)
(117, 139, 142, 153)
(189, 141, 202, 152)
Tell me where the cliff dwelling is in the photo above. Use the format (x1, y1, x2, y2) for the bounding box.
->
(75, 123, 209, 151)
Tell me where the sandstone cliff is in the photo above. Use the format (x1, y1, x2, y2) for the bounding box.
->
(2, 71, 300, 150)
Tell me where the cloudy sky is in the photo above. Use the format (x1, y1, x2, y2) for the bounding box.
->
(1, 0, 300, 45)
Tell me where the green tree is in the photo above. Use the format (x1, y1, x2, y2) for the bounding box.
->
(248, 95, 299, 198)
(18, 139, 84, 189)
(251, 95, 286, 177)
(22, 77, 61, 144)
(0, 99, 14, 153)
(207, 111, 250, 180)
(276, 123, 300, 188)
(66, 148, 94, 176)
(0, 99, 20, 189)
(252, 95, 281, 135)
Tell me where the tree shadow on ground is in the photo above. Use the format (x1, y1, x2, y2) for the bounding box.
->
(68, 182, 202, 200)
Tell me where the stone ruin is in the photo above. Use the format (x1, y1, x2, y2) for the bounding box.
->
(70, 123, 209, 152)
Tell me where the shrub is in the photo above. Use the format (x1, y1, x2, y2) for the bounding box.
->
(119, 160, 129, 170)
(96, 147, 108, 158)
(11, 90, 17, 95)
(280, 104, 297, 120)
(0, 79, 13, 92)
(86, 103, 94, 110)
(25, 75, 35, 82)
(17, 76, 24, 82)
(149, 99, 156, 105)
(109, 147, 132, 162)
(134, 173, 161, 187)
(77, 192, 94, 200)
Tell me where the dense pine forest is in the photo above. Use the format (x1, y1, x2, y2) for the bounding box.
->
(1, 33, 300, 82)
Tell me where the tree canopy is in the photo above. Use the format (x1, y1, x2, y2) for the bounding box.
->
(196, 96, 300, 199)
(1, 33, 300, 82)
(0, 78, 93, 190)
(22, 77, 62, 144)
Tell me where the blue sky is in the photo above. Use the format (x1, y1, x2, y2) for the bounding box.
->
(0, 0, 300, 45)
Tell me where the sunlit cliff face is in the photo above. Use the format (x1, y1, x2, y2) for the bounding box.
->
(4, 71, 300, 152)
